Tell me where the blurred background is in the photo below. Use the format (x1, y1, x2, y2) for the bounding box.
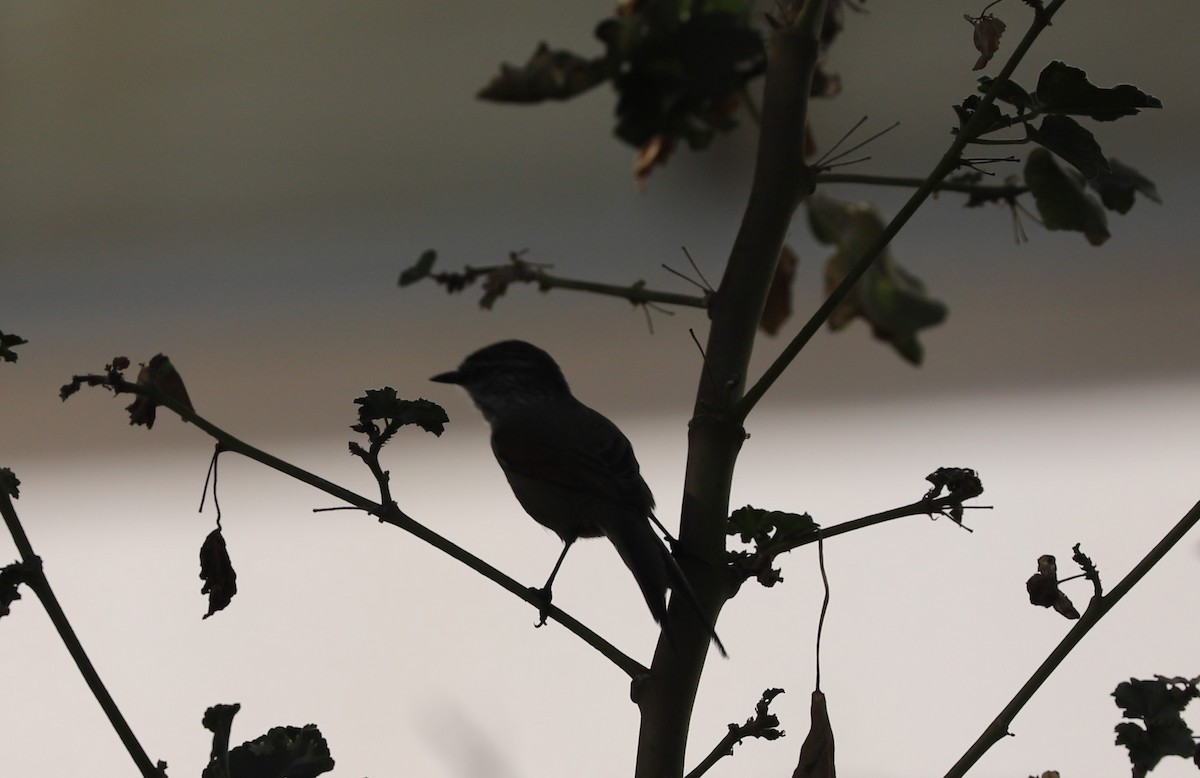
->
(3, 2, 1198, 777)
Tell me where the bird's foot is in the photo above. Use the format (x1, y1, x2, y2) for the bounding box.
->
(528, 586, 554, 628)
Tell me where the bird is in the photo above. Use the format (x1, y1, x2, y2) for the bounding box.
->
(431, 339, 726, 657)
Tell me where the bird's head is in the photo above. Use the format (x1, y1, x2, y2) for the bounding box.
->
(431, 340, 572, 423)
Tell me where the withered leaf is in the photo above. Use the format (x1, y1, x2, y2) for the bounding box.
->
(809, 194, 947, 364)
(760, 246, 799, 336)
(793, 690, 836, 778)
(126, 354, 194, 429)
(965, 14, 1006, 71)
(1025, 554, 1080, 620)
(477, 43, 607, 104)
(200, 528, 238, 619)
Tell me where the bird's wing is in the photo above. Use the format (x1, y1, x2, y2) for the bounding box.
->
(490, 400, 654, 512)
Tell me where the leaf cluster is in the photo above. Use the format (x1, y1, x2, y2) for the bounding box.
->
(923, 467, 983, 525)
(350, 388, 447, 448)
(0, 561, 27, 619)
(1113, 676, 1200, 777)
(808, 194, 948, 365)
(961, 62, 1161, 245)
(399, 249, 550, 310)
(478, 1, 781, 177)
(1024, 554, 1080, 620)
(59, 354, 194, 430)
(598, 3, 765, 151)
(0, 330, 27, 363)
(202, 703, 334, 778)
(726, 506, 817, 587)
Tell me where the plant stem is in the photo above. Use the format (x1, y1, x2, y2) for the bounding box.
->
(1, 489, 162, 778)
(173, 397, 647, 678)
(817, 172, 1027, 199)
(943, 499, 1200, 778)
(634, 3, 829, 777)
(736, 0, 1069, 422)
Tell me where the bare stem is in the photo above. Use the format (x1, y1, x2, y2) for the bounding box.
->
(943, 500, 1200, 778)
(1, 488, 162, 778)
(817, 172, 1027, 199)
(73, 378, 646, 678)
(425, 255, 709, 310)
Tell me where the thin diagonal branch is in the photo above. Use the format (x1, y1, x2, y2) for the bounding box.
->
(943, 499, 1200, 778)
(411, 252, 710, 310)
(1, 488, 162, 778)
(817, 172, 1028, 200)
(736, 0, 1069, 422)
(67, 375, 646, 678)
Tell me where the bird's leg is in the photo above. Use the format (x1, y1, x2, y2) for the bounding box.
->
(648, 513, 679, 553)
(531, 539, 573, 627)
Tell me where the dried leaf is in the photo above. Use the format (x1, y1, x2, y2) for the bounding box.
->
(477, 43, 607, 104)
(0, 563, 26, 619)
(480, 265, 520, 309)
(0, 330, 28, 363)
(809, 194, 947, 364)
(0, 467, 19, 498)
(634, 135, 677, 188)
(126, 354, 194, 429)
(200, 528, 238, 619)
(399, 250, 438, 287)
(1025, 554, 1080, 620)
(793, 690, 836, 778)
(965, 14, 1006, 71)
(924, 467, 984, 526)
(760, 246, 799, 335)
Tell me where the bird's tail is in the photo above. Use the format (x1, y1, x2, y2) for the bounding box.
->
(605, 514, 728, 658)
(661, 543, 729, 659)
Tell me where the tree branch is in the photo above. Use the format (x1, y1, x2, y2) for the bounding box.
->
(817, 172, 1028, 199)
(943, 499, 1200, 778)
(67, 374, 647, 679)
(1, 486, 163, 778)
(407, 251, 709, 310)
(736, 0, 1069, 423)
(634, 3, 828, 777)
(684, 688, 785, 778)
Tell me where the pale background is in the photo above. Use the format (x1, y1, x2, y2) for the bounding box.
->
(3, 2, 1199, 777)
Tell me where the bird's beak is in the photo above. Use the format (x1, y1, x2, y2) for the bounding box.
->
(430, 370, 462, 385)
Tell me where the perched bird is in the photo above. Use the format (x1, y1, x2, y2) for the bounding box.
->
(432, 340, 725, 656)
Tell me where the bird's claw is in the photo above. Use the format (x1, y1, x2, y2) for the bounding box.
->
(529, 586, 553, 628)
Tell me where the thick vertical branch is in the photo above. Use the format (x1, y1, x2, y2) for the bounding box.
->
(632, 4, 826, 777)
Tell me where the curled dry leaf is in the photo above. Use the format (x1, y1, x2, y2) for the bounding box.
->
(477, 43, 606, 104)
(0, 330, 29, 363)
(200, 528, 238, 619)
(793, 690, 836, 778)
(760, 246, 799, 336)
(1025, 554, 1080, 620)
(125, 353, 194, 429)
(634, 135, 677, 188)
(480, 264, 521, 309)
(965, 14, 1006, 71)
